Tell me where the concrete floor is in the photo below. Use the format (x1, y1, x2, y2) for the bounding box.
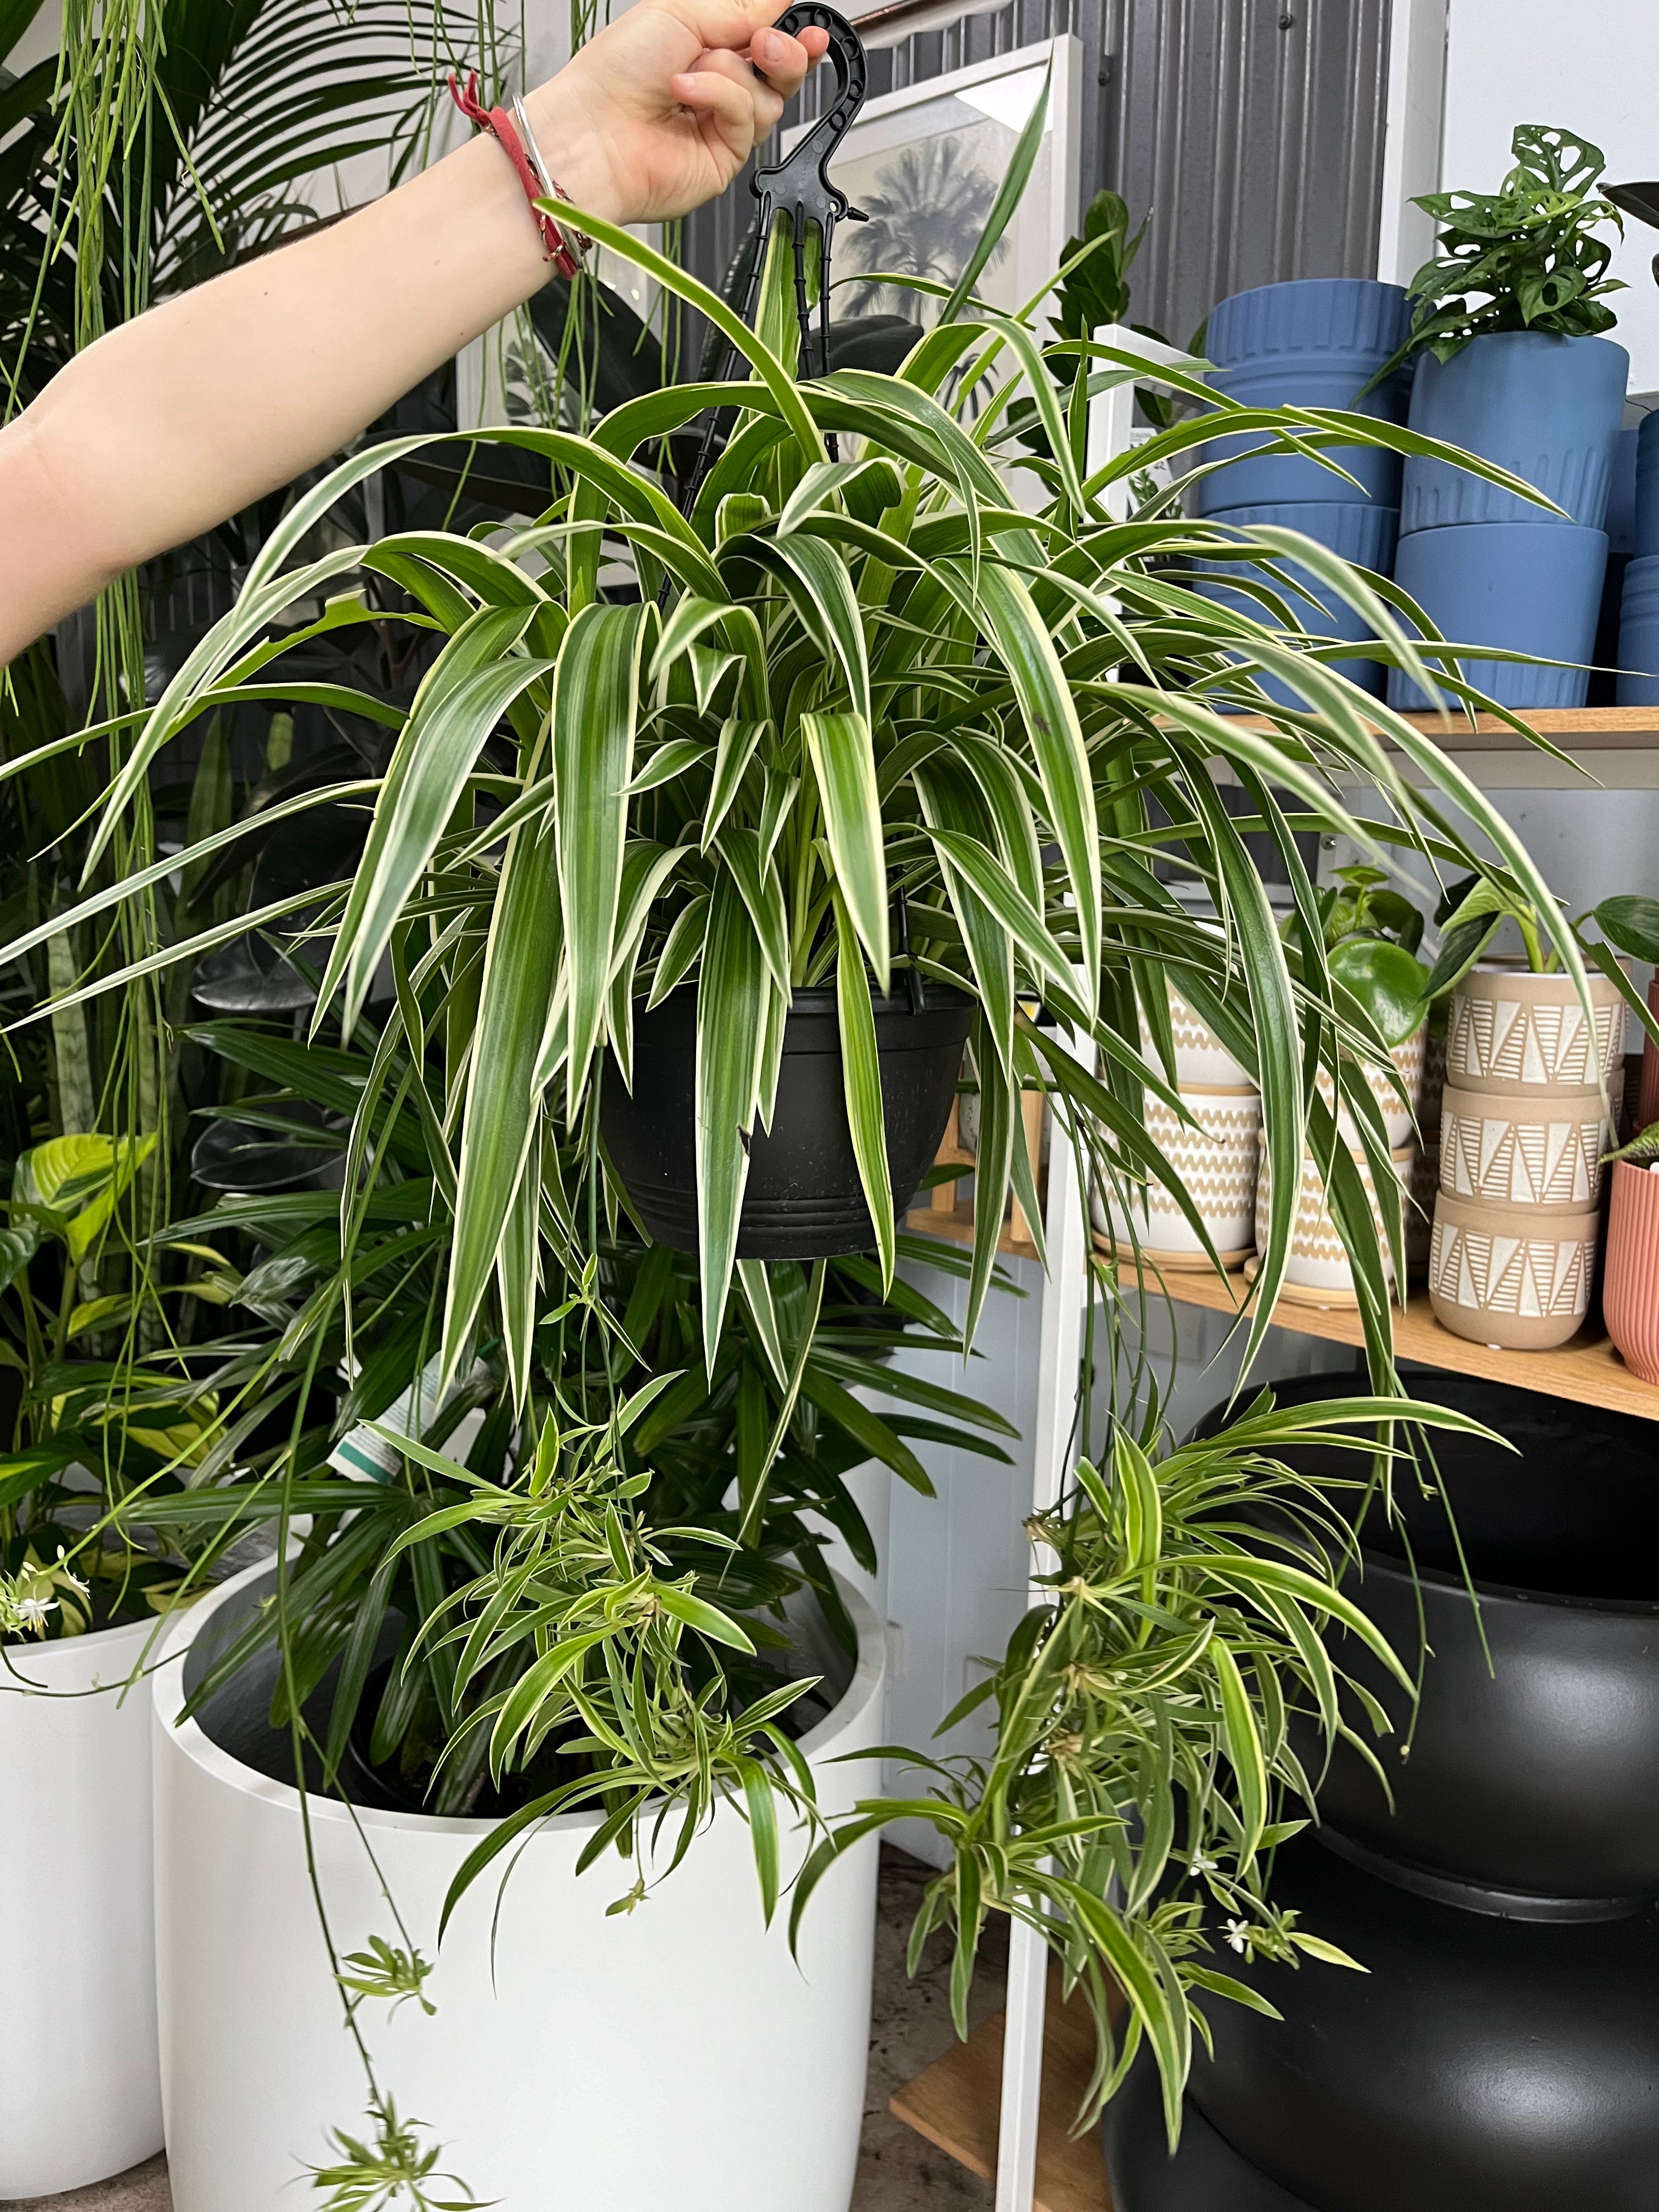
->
(3, 1847, 1002, 2212)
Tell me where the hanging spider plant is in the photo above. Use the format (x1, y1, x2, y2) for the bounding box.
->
(23, 109, 1598, 1420)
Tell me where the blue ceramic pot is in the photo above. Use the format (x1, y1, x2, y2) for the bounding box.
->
(1193, 504, 1400, 706)
(1607, 426, 1640, 556)
(1206, 278, 1412, 369)
(1193, 279, 1412, 515)
(1616, 554, 1659, 706)
(1635, 411, 1659, 558)
(1387, 521, 1608, 711)
(1400, 331, 1628, 532)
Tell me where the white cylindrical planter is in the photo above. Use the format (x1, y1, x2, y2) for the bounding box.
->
(2, 1618, 165, 2196)
(155, 1561, 886, 2212)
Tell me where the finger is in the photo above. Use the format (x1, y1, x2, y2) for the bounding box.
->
(747, 22, 827, 96)
(670, 66, 760, 146)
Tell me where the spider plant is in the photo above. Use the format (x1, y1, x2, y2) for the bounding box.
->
(32, 153, 1600, 1421)
(792, 1384, 1499, 2144)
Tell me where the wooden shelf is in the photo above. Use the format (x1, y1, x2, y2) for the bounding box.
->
(890, 1968, 1110, 2212)
(1104, 1246, 1659, 1424)
(1226, 706, 1659, 789)
(906, 1190, 1039, 1262)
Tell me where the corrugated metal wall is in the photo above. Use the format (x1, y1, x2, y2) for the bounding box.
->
(1106, 0, 1393, 349)
(684, 0, 1392, 356)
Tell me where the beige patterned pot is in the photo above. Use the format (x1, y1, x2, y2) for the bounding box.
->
(1445, 966, 1624, 1097)
(1317, 1022, 1427, 1149)
(1427, 1189, 1599, 1350)
(1094, 1086, 1261, 1264)
(1438, 1085, 1611, 1211)
(1140, 984, 1255, 1091)
(1254, 1140, 1415, 1298)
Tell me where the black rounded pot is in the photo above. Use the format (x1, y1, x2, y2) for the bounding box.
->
(600, 984, 973, 1259)
(1104, 2052, 1314, 2210)
(1193, 1372, 1659, 1914)
(1188, 1835, 1659, 2212)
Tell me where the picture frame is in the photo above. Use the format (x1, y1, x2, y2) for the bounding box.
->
(785, 34, 1084, 345)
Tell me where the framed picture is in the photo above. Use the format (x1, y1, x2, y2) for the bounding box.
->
(785, 35, 1084, 342)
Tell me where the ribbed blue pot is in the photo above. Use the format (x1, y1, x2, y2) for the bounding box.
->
(1400, 331, 1629, 532)
(1192, 504, 1401, 707)
(1608, 427, 1640, 556)
(1194, 279, 1412, 515)
(1636, 413, 1659, 558)
(1206, 278, 1412, 368)
(1387, 521, 1609, 711)
(1616, 554, 1659, 706)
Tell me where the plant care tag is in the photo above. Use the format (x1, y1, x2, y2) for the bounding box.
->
(329, 1353, 476, 1483)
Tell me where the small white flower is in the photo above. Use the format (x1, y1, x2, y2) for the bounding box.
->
(1224, 1917, 1251, 1955)
(14, 1595, 57, 1627)
(1189, 1853, 1219, 1877)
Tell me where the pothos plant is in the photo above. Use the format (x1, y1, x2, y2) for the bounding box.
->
(36, 109, 1597, 1412)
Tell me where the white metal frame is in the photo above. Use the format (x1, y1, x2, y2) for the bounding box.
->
(991, 323, 1195, 2212)
(1375, 0, 1448, 288)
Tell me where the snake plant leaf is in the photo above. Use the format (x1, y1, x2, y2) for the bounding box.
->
(833, 889, 897, 1292)
(695, 876, 768, 1365)
(802, 712, 889, 988)
(442, 811, 564, 1385)
(552, 601, 652, 1113)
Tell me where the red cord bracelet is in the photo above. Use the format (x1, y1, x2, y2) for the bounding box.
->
(448, 70, 591, 279)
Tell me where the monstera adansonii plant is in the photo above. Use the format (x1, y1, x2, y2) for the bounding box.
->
(26, 202, 1587, 1403)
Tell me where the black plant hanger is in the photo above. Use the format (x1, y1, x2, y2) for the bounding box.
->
(684, 3, 869, 504)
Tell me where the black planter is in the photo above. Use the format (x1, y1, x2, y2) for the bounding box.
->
(1185, 1836, 1659, 2212)
(600, 984, 973, 1259)
(1104, 2053, 1314, 2210)
(1193, 1372, 1659, 1913)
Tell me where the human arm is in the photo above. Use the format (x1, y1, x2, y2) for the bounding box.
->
(0, 0, 828, 664)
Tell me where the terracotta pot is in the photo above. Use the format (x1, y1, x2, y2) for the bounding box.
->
(1639, 979, 1659, 1129)
(1438, 1085, 1611, 1211)
(1141, 983, 1255, 1091)
(1255, 1140, 1414, 1296)
(1316, 1022, 1427, 1149)
(1445, 966, 1624, 1097)
(1094, 1086, 1261, 1263)
(1427, 1189, 1599, 1349)
(1603, 1161, 1659, 1385)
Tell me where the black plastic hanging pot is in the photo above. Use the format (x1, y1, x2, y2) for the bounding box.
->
(1191, 1372, 1659, 1914)
(599, 983, 973, 1260)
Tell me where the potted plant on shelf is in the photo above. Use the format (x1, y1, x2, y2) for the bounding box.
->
(1379, 123, 1631, 712)
(1419, 873, 1658, 1347)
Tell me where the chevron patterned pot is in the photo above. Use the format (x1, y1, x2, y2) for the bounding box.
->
(1446, 968, 1624, 1098)
(1094, 1086, 1261, 1263)
(1438, 1085, 1612, 1211)
(1428, 1190, 1599, 1350)
(1255, 1141, 1414, 1296)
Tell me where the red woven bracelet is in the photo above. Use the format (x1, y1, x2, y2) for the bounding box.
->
(448, 70, 591, 278)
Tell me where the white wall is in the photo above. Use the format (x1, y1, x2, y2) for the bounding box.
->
(1441, 0, 1659, 391)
